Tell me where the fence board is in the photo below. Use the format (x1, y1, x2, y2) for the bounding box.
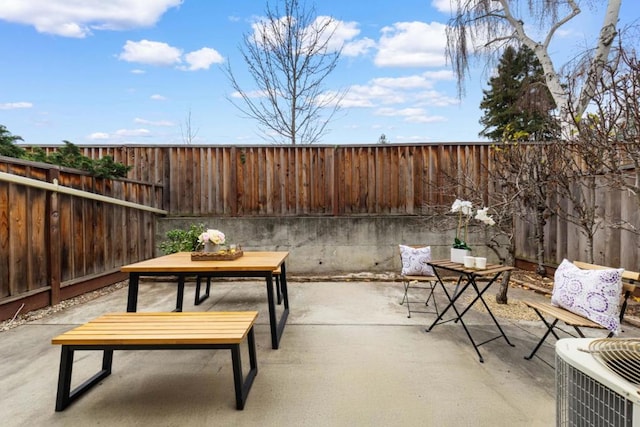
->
(0, 157, 160, 319)
(0, 167, 9, 298)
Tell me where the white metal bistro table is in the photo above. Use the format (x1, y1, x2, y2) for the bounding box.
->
(121, 251, 289, 349)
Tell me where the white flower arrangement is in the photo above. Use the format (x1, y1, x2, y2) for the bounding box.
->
(198, 229, 226, 246)
(474, 207, 496, 226)
(451, 199, 495, 250)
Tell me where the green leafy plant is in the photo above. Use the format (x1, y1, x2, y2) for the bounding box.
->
(0, 126, 131, 179)
(158, 224, 206, 254)
(0, 125, 26, 158)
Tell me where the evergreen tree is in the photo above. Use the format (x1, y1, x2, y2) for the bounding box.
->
(0, 125, 25, 157)
(479, 45, 558, 141)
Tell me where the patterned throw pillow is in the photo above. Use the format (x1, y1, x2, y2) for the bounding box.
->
(551, 259, 624, 333)
(399, 245, 434, 276)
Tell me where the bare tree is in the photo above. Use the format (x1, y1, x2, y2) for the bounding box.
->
(445, 0, 621, 124)
(550, 140, 607, 264)
(596, 45, 640, 216)
(180, 108, 199, 145)
(490, 140, 566, 276)
(421, 155, 518, 303)
(559, 37, 640, 246)
(224, 0, 344, 145)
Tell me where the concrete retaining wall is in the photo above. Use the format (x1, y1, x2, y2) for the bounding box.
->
(157, 216, 494, 275)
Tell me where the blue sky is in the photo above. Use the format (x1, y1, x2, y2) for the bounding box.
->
(1, 0, 638, 146)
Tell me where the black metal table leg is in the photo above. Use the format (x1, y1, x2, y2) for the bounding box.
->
(426, 269, 470, 331)
(126, 273, 139, 312)
(279, 262, 289, 310)
(467, 278, 515, 348)
(425, 265, 514, 363)
(174, 275, 185, 312)
(264, 265, 290, 350)
(275, 274, 282, 305)
(265, 273, 279, 349)
(194, 275, 211, 305)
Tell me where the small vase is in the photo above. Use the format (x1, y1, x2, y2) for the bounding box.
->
(451, 248, 471, 263)
(204, 242, 219, 253)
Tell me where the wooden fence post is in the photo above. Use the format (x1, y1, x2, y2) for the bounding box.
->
(47, 169, 61, 305)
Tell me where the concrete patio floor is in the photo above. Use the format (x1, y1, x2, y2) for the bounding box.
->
(3, 277, 637, 426)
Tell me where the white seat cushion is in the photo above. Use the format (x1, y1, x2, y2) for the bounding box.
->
(399, 245, 434, 276)
(551, 259, 624, 333)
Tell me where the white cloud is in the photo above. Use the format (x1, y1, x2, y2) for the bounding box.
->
(114, 128, 151, 137)
(88, 127, 154, 141)
(0, 0, 182, 38)
(332, 70, 459, 127)
(119, 40, 223, 71)
(375, 21, 447, 67)
(250, 16, 366, 56)
(0, 101, 33, 110)
(376, 107, 427, 117)
(150, 94, 167, 101)
(180, 47, 224, 71)
(318, 17, 360, 52)
(405, 114, 447, 124)
(119, 40, 182, 66)
(343, 37, 376, 57)
(414, 90, 458, 107)
(134, 118, 175, 126)
(88, 132, 110, 140)
(374, 106, 446, 124)
(337, 71, 456, 109)
(371, 75, 434, 89)
(231, 90, 268, 99)
(337, 84, 406, 108)
(130, 69, 146, 74)
(422, 69, 455, 80)
(431, 0, 453, 14)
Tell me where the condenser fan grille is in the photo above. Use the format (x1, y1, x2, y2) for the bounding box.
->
(586, 338, 640, 386)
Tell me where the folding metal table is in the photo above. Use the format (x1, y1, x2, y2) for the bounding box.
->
(425, 260, 515, 362)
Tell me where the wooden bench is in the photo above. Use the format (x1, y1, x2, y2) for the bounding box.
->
(52, 311, 258, 411)
(523, 261, 640, 361)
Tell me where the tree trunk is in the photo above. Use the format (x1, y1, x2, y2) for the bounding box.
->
(535, 207, 547, 276)
(495, 239, 516, 305)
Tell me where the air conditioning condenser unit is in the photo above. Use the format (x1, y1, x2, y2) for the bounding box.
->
(556, 338, 640, 426)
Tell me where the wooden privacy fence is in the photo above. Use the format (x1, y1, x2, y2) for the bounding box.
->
(0, 157, 166, 321)
(39, 143, 491, 216)
(12, 143, 640, 312)
(73, 143, 639, 267)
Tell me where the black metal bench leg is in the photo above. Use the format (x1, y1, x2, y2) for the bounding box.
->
(230, 327, 258, 410)
(55, 347, 113, 411)
(524, 318, 560, 360)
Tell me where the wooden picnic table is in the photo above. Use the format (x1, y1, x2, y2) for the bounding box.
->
(121, 251, 289, 349)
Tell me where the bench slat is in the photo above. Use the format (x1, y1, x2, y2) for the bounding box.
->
(52, 311, 258, 346)
(523, 300, 605, 329)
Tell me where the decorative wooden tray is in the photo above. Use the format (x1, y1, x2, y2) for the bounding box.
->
(191, 249, 243, 261)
